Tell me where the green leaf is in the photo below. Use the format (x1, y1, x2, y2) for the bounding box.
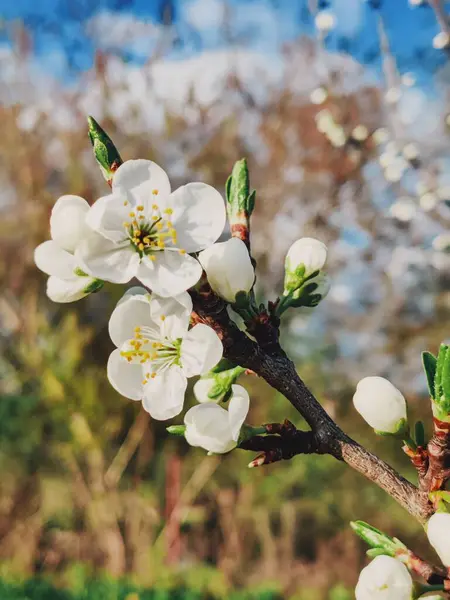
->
(414, 421, 426, 447)
(422, 351, 437, 400)
(350, 520, 406, 556)
(366, 548, 389, 558)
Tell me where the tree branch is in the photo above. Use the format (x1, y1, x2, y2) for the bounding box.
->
(190, 290, 433, 524)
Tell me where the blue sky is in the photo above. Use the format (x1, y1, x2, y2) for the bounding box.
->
(0, 0, 447, 82)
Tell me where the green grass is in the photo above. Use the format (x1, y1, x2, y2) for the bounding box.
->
(0, 578, 282, 600)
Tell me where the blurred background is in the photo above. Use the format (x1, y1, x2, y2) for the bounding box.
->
(0, 0, 450, 598)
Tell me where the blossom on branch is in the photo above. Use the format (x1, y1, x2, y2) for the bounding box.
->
(355, 555, 413, 600)
(77, 159, 226, 297)
(426, 512, 450, 567)
(34, 195, 103, 302)
(198, 237, 255, 304)
(352, 376, 408, 435)
(184, 385, 250, 454)
(107, 287, 223, 420)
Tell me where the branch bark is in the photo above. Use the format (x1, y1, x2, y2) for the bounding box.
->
(191, 290, 433, 524)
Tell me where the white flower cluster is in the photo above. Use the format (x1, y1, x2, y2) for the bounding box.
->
(34, 159, 259, 453)
(35, 156, 330, 453)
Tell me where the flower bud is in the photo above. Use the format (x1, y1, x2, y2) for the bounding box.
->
(283, 237, 328, 295)
(355, 555, 413, 600)
(184, 385, 250, 454)
(353, 376, 408, 435)
(87, 116, 122, 185)
(427, 512, 450, 567)
(198, 238, 255, 304)
(193, 364, 245, 404)
(315, 10, 336, 33)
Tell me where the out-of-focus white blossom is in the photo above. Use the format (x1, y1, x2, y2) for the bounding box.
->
(433, 233, 450, 252)
(402, 143, 419, 161)
(315, 10, 336, 33)
(372, 128, 390, 145)
(401, 72, 416, 87)
(352, 125, 369, 141)
(433, 32, 450, 50)
(385, 87, 401, 104)
(419, 192, 438, 211)
(310, 87, 328, 105)
(353, 376, 408, 434)
(390, 198, 417, 222)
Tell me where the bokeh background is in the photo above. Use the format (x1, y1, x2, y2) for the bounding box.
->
(1, 0, 450, 598)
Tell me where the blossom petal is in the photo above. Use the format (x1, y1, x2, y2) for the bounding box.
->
(112, 159, 171, 211)
(46, 275, 94, 303)
(50, 195, 90, 253)
(107, 349, 144, 401)
(35, 240, 76, 278)
(228, 385, 250, 441)
(142, 365, 187, 420)
(137, 250, 202, 297)
(76, 233, 139, 283)
(180, 324, 223, 377)
(150, 293, 192, 339)
(86, 194, 130, 243)
(109, 289, 153, 347)
(169, 183, 226, 253)
(184, 404, 236, 453)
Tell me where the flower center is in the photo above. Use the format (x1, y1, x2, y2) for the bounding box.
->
(119, 321, 182, 383)
(122, 192, 185, 258)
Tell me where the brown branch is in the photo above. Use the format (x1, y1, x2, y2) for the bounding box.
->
(190, 290, 433, 523)
(398, 547, 450, 589)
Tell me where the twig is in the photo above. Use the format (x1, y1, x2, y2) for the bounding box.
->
(105, 410, 149, 488)
(190, 291, 433, 523)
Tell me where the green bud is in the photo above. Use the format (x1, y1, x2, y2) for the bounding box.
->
(422, 350, 437, 400)
(82, 279, 104, 295)
(350, 520, 407, 557)
(226, 158, 256, 226)
(431, 344, 450, 422)
(194, 365, 246, 404)
(166, 425, 186, 437)
(87, 116, 123, 184)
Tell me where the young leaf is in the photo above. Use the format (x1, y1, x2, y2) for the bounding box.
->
(422, 351, 437, 400)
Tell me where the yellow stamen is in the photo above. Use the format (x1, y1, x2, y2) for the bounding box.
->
(152, 203, 159, 210)
(123, 221, 130, 228)
(137, 205, 144, 211)
(138, 243, 145, 251)
(129, 212, 136, 218)
(160, 315, 166, 321)
(149, 255, 156, 261)
(179, 249, 186, 255)
(142, 379, 148, 385)
(151, 372, 157, 378)
(134, 327, 141, 333)
(164, 208, 173, 215)
(152, 190, 159, 195)
(123, 200, 128, 206)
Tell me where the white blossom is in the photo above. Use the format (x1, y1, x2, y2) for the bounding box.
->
(77, 159, 226, 297)
(198, 237, 255, 303)
(34, 195, 101, 303)
(284, 237, 328, 285)
(310, 87, 328, 105)
(427, 512, 450, 567)
(107, 287, 223, 420)
(184, 385, 250, 453)
(355, 556, 413, 600)
(315, 10, 336, 33)
(433, 32, 450, 50)
(353, 376, 408, 434)
(193, 377, 218, 403)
